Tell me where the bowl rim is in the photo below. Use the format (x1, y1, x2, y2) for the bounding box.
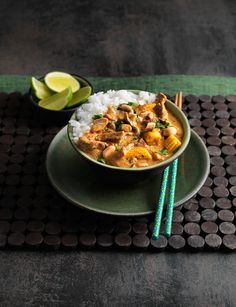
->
(67, 90, 191, 172)
(28, 73, 94, 113)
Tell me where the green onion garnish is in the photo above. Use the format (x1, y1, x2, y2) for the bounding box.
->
(93, 114, 103, 120)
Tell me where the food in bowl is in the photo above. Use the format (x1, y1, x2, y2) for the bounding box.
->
(69, 90, 184, 168)
(30, 72, 92, 111)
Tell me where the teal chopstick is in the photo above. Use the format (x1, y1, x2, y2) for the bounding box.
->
(164, 159, 178, 237)
(152, 166, 170, 240)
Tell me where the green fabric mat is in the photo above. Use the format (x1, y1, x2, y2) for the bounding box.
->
(0, 74, 236, 96)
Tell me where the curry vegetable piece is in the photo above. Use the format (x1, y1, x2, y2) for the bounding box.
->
(93, 114, 103, 120)
(159, 148, 168, 155)
(97, 157, 106, 164)
(164, 135, 182, 152)
(155, 120, 171, 129)
(143, 103, 156, 111)
(127, 102, 138, 107)
(143, 129, 162, 146)
(115, 119, 122, 131)
(125, 147, 152, 160)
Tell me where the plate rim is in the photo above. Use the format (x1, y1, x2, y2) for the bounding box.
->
(46, 127, 210, 216)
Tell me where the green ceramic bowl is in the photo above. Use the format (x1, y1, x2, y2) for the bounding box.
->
(67, 90, 191, 184)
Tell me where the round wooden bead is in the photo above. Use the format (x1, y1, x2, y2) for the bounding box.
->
(184, 211, 201, 223)
(171, 223, 183, 235)
(219, 222, 235, 235)
(187, 235, 205, 251)
(132, 234, 150, 250)
(79, 233, 96, 248)
(25, 233, 43, 248)
(115, 221, 131, 234)
(168, 235, 185, 251)
(199, 198, 215, 209)
(0, 234, 7, 248)
(132, 222, 148, 235)
(222, 235, 236, 250)
(199, 95, 211, 103)
(184, 223, 201, 235)
(205, 234, 222, 250)
(183, 200, 199, 211)
(150, 235, 168, 251)
(115, 233, 132, 250)
(172, 210, 184, 223)
(11, 221, 26, 233)
(0, 221, 10, 234)
(216, 198, 231, 210)
(201, 221, 218, 234)
(218, 210, 234, 222)
(61, 234, 78, 250)
(27, 220, 44, 232)
(8, 232, 25, 247)
(201, 209, 217, 222)
(97, 234, 114, 248)
(45, 222, 61, 235)
(44, 235, 61, 250)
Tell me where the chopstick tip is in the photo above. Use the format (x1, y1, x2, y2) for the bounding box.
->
(152, 234, 159, 241)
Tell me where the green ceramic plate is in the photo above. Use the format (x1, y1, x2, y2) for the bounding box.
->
(46, 127, 210, 216)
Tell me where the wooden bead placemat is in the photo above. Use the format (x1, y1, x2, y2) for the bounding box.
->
(0, 92, 236, 252)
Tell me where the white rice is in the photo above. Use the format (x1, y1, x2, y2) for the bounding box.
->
(69, 90, 156, 141)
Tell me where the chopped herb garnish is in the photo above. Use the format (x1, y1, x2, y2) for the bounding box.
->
(159, 148, 168, 155)
(115, 119, 122, 131)
(93, 114, 103, 120)
(128, 102, 138, 107)
(97, 157, 106, 164)
(155, 120, 171, 129)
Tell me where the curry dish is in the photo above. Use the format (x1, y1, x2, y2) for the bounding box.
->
(77, 92, 183, 168)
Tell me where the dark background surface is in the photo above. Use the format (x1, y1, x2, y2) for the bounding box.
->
(1, 0, 236, 306)
(1, 0, 236, 77)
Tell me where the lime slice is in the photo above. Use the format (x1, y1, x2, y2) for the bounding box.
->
(45, 72, 80, 93)
(39, 87, 72, 110)
(31, 77, 53, 99)
(67, 86, 92, 107)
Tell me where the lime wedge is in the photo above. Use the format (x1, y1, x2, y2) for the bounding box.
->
(31, 77, 53, 99)
(45, 72, 80, 93)
(39, 87, 72, 110)
(67, 86, 92, 107)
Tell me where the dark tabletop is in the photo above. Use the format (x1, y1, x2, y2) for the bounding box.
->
(1, 0, 236, 306)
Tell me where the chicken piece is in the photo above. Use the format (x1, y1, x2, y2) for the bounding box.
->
(140, 111, 154, 121)
(102, 146, 130, 167)
(97, 131, 125, 143)
(124, 112, 140, 135)
(155, 92, 168, 121)
(102, 145, 116, 159)
(78, 135, 107, 159)
(121, 124, 132, 132)
(91, 118, 109, 132)
(105, 105, 117, 120)
(152, 152, 165, 161)
(116, 110, 126, 121)
(133, 161, 149, 168)
(107, 121, 116, 130)
(119, 135, 136, 148)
